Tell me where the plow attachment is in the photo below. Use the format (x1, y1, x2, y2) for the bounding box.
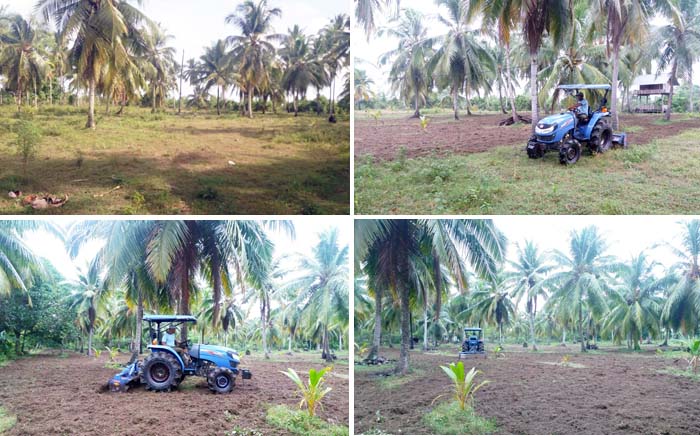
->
(108, 361, 141, 393)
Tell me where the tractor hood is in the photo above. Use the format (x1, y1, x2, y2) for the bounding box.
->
(537, 113, 574, 129)
(197, 344, 241, 364)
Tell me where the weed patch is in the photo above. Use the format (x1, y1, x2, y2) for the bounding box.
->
(423, 401, 497, 435)
(265, 404, 348, 436)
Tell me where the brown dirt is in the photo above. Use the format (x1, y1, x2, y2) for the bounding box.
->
(0, 351, 348, 436)
(354, 346, 700, 435)
(354, 113, 700, 162)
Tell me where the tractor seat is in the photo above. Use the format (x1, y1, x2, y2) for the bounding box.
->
(189, 344, 200, 359)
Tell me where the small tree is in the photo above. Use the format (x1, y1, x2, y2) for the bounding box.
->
(281, 367, 333, 417)
(436, 361, 489, 411)
(13, 120, 41, 179)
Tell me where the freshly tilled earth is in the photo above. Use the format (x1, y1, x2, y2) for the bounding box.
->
(354, 113, 700, 162)
(354, 345, 700, 435)
(0, 351, 348, 435)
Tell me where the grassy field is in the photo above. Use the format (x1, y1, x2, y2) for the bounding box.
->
(355, 126, 700, 215)
(0, 106, 349, 215)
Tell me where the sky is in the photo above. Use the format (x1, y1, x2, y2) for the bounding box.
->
(2, 0, 348, 98)
(21, 217, 351, 284)
(354, 1, 697, 100)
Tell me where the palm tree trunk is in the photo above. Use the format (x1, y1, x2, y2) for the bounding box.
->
(294, 91, 299, 117)
(453, 84, 460, 120)
(288, 333, 293, 353)
(529, 300, 537, 352)
(423, 305, 428, 351)
(323, 326, 333, 363)
(87, 327, 94, 356)
(562, 328, 566, 345)
(465, 82, 472, 116)
(49, 79, 53, 106)
(689, 67, 694, 113)
(666, 59, 677, 122)
(33, 78, 38, 108)
(499, 323, 503, 344)
(413, 91, 420, 118)
(367, 287, 383, 361)
(579, 304, 586, 353)
(498, 77, 506, 114)
(530, 53, 539, 133)
(611, 45, 621, 129)
(217, 86, 221, 116)
(129, 291, 144, 364)
(247, 85, 254, 119)
(151, 84, 157, 114)
(397, 280, 410, 375)
(87, 77, 97, 129)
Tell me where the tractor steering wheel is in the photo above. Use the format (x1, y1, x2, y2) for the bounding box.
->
(177, 339, 191, 349)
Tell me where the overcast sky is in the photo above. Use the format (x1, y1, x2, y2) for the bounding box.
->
(2, 0, 347, 98)
(354, 1, 694, 100)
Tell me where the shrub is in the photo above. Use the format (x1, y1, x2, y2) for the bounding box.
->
(13, 120, 42, 177)
(423, 401, 496, 435)
(281, 366, 332, 417)
(436, 361, 489, 411)
(687, 339, 700, 374)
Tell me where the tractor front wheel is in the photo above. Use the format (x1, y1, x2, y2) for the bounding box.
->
(207, 367, 235, 394)
(559, 140, 581, 165)
(142, 352, 182, 392)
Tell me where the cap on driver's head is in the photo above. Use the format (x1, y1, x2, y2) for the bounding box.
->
(167, 324, 176, 330)
(576, 92, 584, 98)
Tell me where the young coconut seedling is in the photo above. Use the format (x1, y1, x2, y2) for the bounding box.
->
(434, 361, 489, 411)
(420, 115, 429, 132)
(281, 366, 333, 417)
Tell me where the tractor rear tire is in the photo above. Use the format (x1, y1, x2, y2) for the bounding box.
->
(590, 121, 613, 154)
(142, 352, 182, 392)
(207, 367, 235, 394)
(559, 140, 581, 165)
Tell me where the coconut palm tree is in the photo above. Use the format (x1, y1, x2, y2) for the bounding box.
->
(380, 9, 432, 118)
(199, 40, 235, 116)
(355, 219, 506, 374)
(280, 26, 319, 116)
(66, 258, 107, 356)
(36, 0, 148, 129)
(521, 0, 571, 132)
(0, 221, 46, 297)
(354, 68, 375, 109)
(226, 0, 281, 119)
(546, 226, 615, 352)
(320, 14, 350, 120)
(139, 22, 177, 113)
(506, 240, 552, 351)
(468, 274, 515, 344)
(0, 14, 47, 112)
(588, 0, 679, 129)
(603, 253, 666, 350)
(429, 0, 493, 119)
(662, 220, 700, 334)
(287, 228, 349, 362)
(355, 0, 400, 37)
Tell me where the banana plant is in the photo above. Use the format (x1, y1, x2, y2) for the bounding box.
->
(435, 361, 489, 411)
(687, 339, 700, 374)
(281, 366, 333, 417)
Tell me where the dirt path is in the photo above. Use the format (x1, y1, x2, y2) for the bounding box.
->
(354, 346, 700, 435)
(0, 352, 348, 436)
(354, 113, 700, 162)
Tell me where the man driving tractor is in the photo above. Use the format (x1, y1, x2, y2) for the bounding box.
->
(161, 324, 189, 363)
(569, 92, 589, 123)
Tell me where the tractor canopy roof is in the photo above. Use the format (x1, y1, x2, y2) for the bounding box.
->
(143, 315, 197, 324)
(557, 84, 611, 91)
(464, 327, 482, 332)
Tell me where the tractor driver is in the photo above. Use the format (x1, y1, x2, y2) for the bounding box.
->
(569, 92, 589, 123)
(162, 324, 189, 363)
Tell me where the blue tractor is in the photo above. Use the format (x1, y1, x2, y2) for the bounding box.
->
(108, 315, 252, 394)
(526, 84, 628, 165)
(459, 327, 486, 358)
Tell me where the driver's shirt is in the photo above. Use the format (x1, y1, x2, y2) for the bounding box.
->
(577, 99, 589, 115)
(162, 332, 176, 347)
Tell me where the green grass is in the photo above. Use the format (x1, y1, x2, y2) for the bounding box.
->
(423, 401, 497, 435)
(0, 406, 17, 434)
(657, 367, 700, 381)
(356, 128, 700, 214)
(265, 404, 348, 436)
(0, 105, 349, 215)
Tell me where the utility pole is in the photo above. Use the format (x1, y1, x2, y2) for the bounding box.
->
(178, 49, 185, 114)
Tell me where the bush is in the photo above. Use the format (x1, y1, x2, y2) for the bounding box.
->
(13, 120, 42, 177)
(265, 404, 348, 436)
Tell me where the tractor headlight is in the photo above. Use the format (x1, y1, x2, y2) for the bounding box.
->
(535, 124, 556, 135)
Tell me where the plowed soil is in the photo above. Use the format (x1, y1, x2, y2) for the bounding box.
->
(354, 346, 700, 435)
(354, 113, 700, 162)
(0, 351, 348, 435)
